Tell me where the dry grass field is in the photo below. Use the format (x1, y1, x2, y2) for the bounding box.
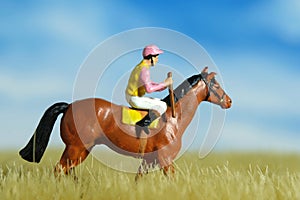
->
(0, 149, 300, 200)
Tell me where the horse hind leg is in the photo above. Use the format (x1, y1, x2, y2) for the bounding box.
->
(54, 145, 90, 176)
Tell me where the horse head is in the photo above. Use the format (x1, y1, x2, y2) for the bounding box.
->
(163, 67, 232, 109)
(198, 66, 232, 109)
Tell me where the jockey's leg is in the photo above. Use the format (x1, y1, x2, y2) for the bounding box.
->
(131, 97, 167, 156)
(135, 109, 160, 134)
(135, 98, 166, 134)
(138, 131, 147, 157)
(135, 110, 159, 157)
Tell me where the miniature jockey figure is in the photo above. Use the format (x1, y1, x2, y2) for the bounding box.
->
(125, 44, 173, 156)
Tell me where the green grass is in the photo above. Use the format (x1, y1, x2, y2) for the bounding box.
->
(1, 150, 300, 200)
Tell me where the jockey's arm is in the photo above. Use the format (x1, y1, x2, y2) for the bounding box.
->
(140, 67, 167, 93)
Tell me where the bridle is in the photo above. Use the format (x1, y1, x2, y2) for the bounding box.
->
(200, 73, 226, 103)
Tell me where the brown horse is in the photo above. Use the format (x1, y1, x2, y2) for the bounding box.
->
(19, 66, 232, 177)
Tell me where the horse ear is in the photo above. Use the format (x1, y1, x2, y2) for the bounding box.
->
(202, 66, 208, 73)
(208, 72, 217, 79)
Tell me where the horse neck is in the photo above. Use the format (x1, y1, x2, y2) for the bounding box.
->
(174, 82, 207, 134)
(169, 95, 197, 140)
(177, 92, 198, 118)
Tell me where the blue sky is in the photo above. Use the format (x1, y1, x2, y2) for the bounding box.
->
(0, 0, 299, 153)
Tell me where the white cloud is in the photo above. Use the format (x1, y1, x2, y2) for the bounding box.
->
(0, 3, 110, 51)
(217, 121, 300, 152)
(0, 69, 71, 100)
(30, 4, 108, 48)
(217, 50, 300, 118)
(210, 48, 300, 152)
(253, 0, 300, 43)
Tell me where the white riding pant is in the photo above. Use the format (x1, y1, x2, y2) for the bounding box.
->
(126, 94, 167, 115)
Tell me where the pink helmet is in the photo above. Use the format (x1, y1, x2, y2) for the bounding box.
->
(142, 44, 164, 58)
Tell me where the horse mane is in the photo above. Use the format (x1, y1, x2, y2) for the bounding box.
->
(162, 74, 202, 106)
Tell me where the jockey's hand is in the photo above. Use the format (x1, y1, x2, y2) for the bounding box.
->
(164, 77, 173, 87)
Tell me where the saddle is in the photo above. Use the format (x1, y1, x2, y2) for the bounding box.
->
(121, 107, 159, 129)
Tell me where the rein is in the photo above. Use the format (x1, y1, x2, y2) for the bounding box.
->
(201, 73, 225, 103)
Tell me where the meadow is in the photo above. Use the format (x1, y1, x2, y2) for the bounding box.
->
(0, 149, 300, 200)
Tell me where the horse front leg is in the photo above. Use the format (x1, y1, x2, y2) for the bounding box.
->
(162, 163, 175, 176)
(135, 159, 149, 182)
(158, 153, 176, 177)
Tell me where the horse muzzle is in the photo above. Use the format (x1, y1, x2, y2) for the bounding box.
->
(220, 96, 232, 109)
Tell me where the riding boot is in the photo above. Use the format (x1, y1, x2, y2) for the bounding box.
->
(135, 110, 160, 135)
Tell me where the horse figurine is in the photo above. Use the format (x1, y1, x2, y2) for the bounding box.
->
(19, 66, 232, 178)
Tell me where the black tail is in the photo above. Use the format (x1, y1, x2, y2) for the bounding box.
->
(19, 102, 69, 163)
